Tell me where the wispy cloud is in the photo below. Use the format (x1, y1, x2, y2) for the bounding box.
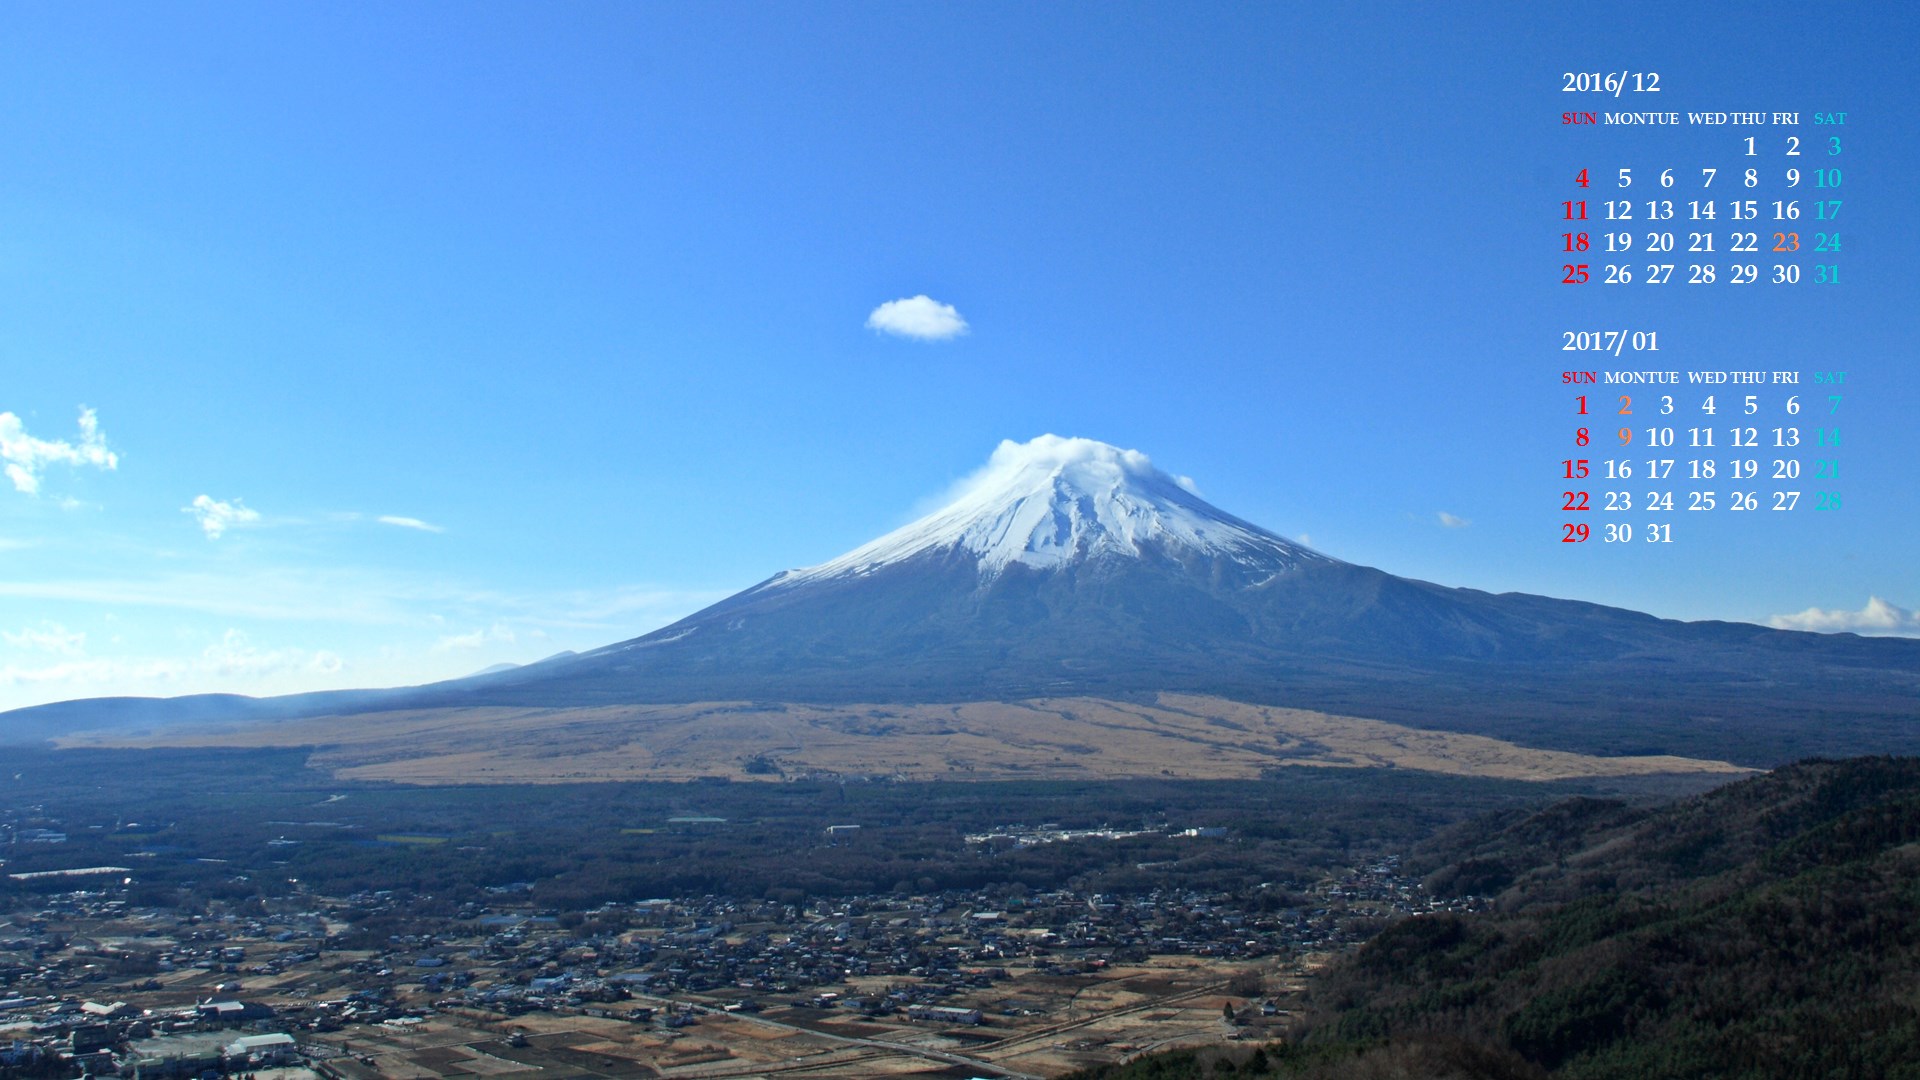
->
(0, 407, 118, 495)
(0, 629, 343, 691)
(0, 656, 188, 690)
(1437, 511, 1470, 528)
(866, 295, 968, 341)
(2, 622, 86, 656)
(0, 572, 733, 710)
(0, 570, 728, 632)
(199, 628, 337, 678)
(0, 573, 411, 624)
(434, 622, 516, 652)
(378, 515, 445, 533)
(1767, 596, 1920, 637)
(185, 495, 262, 539)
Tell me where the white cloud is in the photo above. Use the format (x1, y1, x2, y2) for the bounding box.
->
(865, 295, 968, 341)
(0, 656, 186, 689)
(185, 495, 262, 539)
(200, 628, 319, 677)
(2, 622, 86, 656)
(0, 630, 346, 694)
(0, 571, 728, 631)
(0, 572, 408, 624)
(903, 435, 1158, 523)
(434, 622, 517, 652)
(1437, 511, 1470, 528)
(0, 578, 735, 711)
(0, 407, 118, 495)
(1766, 596, 1920, 637)
(378, 515, 445, 533)
(0, 551, 732, 710)
(947, 435, 1155, 502)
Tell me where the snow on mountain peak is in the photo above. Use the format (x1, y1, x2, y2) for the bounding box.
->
(771, 435, 1333, 587)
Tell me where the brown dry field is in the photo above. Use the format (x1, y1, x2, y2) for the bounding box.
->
(65, 691, 1750, 785)
(302, 955, 1293, 1079)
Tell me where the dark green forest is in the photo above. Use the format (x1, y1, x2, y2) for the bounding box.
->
(1072, 757, 1920, 1079)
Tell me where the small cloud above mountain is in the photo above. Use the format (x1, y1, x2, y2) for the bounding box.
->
(185, 495, 261, 540)
(379, 515, 444, 533)
(865, 295, 968, 341)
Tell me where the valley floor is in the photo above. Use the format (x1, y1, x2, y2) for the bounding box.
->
(2, 863, 1440, 1077)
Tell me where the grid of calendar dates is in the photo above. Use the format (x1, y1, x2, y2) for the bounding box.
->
(1555, 81, 1848, 545)
(1561, 128, 1845, 289)
(1556, 358, 1844, 545)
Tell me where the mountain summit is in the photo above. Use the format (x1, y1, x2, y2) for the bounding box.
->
(9, 436, 1919, 766)
(408, 434, 1917, 766)
(765, 435, 1330, 588)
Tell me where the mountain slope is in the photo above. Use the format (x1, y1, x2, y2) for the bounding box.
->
(7, 435, 1919, 766)
(418, 437, 1918, 765)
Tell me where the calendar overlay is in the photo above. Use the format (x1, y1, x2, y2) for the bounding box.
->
(1556, 73, 1847, 546)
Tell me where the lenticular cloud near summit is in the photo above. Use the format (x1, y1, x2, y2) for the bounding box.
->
(770, 434, 1330, 585)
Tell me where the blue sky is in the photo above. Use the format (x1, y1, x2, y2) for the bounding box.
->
(4, 2, 1916, 710)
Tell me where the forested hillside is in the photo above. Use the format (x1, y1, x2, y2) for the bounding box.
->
(1072, 758, 1920, 1079)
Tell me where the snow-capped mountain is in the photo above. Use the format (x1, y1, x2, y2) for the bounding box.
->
(762, 435, 1331, 587)
(379, 433, 1910, 767)
(10, 435, 1919, 767)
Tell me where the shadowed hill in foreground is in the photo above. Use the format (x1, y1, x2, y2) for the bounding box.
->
(1301, 757, 1920, 1078)
(1066, 757, 1920, 1079)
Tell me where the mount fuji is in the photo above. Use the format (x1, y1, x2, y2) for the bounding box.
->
(381, 434, 1915, 766)
(765, 434, 1332, 586)
(9, 436, 1920, 768)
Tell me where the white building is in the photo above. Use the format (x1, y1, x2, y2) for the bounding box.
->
(225, 1032, 297, 1067)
